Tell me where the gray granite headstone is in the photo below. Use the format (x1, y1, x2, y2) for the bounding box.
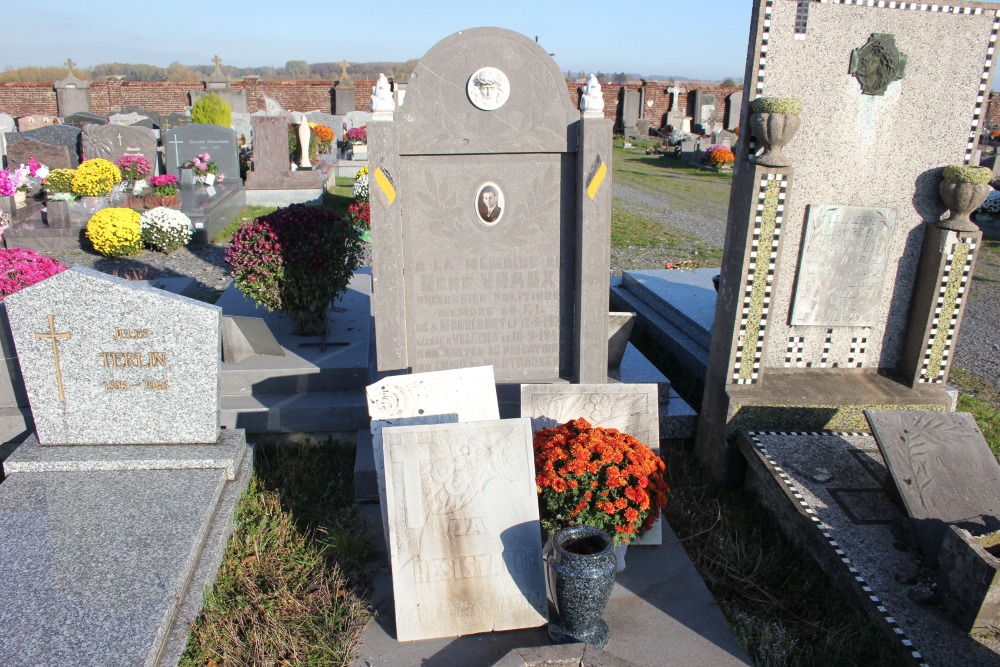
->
(63, 111, 108, 129)
(343, 110, 371, 130)
(382, 418, 547, 641)
(305, 112, 344, 141)
(371, 28, 612, 384)
(16, 115, 57, 131)
(162, 125, 240, 183)
(622, 89, 640, 134)
(54, 74, 91, 117)
(5, 138, 75, 170)
(4, 267, 221, 445)
(865, 410, 1000, 563)
(790, 205, 896, 327)
(81, 124, 158, 167)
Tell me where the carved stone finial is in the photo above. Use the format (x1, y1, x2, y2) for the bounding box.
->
(580, 74, 604, 118)
(64, 58, 76, 73)
(212, 55, 223, 76)
(339, 60, 351, 82)
(371, 73, 395, 119)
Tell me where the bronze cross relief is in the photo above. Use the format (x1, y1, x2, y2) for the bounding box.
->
(35, 314, 71, 401)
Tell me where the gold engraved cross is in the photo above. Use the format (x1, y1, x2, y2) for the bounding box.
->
(35, 314, 71, 401)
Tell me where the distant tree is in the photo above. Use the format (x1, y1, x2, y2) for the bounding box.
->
(0, 66, 91, 82)
(285, 60, 310, 80)
(165, 61, 200, 82)
(720, 78, 736, 87)
(612, 72, 629, 84)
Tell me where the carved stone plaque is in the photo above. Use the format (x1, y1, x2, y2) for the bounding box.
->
(849, 33, 907, 96)
(382, 418, 547, 641)
(467, 67, 510, 111)
(865, 410, 1000, 564)
(790, 205, 896, 327)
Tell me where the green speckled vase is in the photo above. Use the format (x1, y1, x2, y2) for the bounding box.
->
(547, 525, 616, 648)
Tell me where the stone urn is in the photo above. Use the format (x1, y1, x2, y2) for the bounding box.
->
(748, 97, 802, 168)
(546, 525, 616, 648)
(939, 165, 992, 233)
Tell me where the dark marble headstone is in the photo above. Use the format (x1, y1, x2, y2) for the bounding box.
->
(81, 124, 157, 166)
(6, 125, 81, 153)
(159, 113, 192, 132)
(5, 138, 75, 170)
(865, 410, 1000, 564)
(62, 112, 108, 129)
(162, 125, 240, 184)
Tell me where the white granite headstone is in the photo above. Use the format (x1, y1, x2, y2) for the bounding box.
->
(4, 267, 221, 445)
(382, 418, 547, 641)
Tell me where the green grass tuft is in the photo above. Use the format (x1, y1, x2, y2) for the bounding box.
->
(213, 206, 277, 244)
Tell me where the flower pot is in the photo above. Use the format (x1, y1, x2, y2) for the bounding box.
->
(749, 111, 800, 168)
(287, 305, 329, 336)
(201, 173, 216, 186)
(939, 180, 990, 233)
(46, 200, 72, 228)
(358, 227, 371, 243)
(546, 525, 616, 648)
(614, 542, 628, 573)
(14, 190, 26, 206)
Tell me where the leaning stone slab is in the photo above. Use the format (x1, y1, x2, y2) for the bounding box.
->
(936, 525, 1000, 633)
(382, 418, 547, 641)
(4, 267, 221, 445)
(366, 365, 500, 422)
(865, 410, 1000, 564)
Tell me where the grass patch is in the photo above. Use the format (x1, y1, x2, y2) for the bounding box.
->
(180, 440, 374, 667)
(611, 200, 724, 270)
(323, 177, 358, 220)
(613, 144, 732, 215)
(212, 205, 277, 244)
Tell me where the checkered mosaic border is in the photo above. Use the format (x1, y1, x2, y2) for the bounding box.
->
(785, 336, 805, 367)
(746, 431, 929, 667)
(752, 2, 998, 164)
(919, 236, 977, 382)
(733, 174, 786, 384)
(847, 336, 867, 368)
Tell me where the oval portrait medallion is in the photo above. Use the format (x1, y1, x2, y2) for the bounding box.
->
(474, 182, 505, 226)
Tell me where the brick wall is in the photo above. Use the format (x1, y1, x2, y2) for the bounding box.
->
(1, 78, 746, 132)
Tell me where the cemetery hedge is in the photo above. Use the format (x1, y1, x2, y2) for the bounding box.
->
(191, 92, 233, 128)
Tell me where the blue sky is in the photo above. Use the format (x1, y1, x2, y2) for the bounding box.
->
(5, 0, 753, 81)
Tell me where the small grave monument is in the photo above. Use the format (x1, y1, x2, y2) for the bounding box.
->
(81, 124, 158, 170)
(696, 0, 997, 480)
(16, 115, 57, 132)
(369, 28, 613, 384)
(162, 124, 240, 183)
(4, 267, 220, 444)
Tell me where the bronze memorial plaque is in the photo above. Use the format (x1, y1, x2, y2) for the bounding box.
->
(790, 205, 896, 327)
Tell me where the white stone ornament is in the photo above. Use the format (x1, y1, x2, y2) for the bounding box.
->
(467, 67, 510, 111)
(371, 73, 395, 119)
(580, 74, 604, 118)
(297, 115, 311, 169)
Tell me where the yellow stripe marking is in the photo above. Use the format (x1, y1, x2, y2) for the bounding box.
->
(587, 161, 607, 200)
(374, 167, 396, 205)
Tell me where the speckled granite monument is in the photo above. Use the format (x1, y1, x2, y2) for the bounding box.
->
(0, 267, 251, 667)
(4, 267, 220, 445)
(368, 27, 613, 384)
(696, 0, 998, 480)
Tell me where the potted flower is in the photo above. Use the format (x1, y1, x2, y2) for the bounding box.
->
(705, 144, 735, 169)
(534, 417, 669, 565)
(225, 204, 364, 335)
(71, 158, 122, 209)
(939, 165, 992, 233)
(749, 96, 802, 167)
(183, 152, 223, 186)
(147, 174, 180, 209)
(139, 207, 192, 253)
(310, 123, 335, 154)
(0, 169, 18, 213)
(345, 126, 368, 160)
(115, 154, 153, 194)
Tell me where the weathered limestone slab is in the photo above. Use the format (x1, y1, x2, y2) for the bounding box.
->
(865, 410, 1000, 563)
(382, 418, 547, 641)
(519, 383, 659, 447)
(4, 267, 221, 445)
(366, 365, 500, 422)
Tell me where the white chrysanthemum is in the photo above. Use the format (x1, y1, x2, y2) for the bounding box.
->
(353, 173, 369, 200)
(139, 206, 193, 253)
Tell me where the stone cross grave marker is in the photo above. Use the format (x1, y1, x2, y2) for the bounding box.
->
(865, 409, 1000, 564)
(162, 125, 239, 184)
(695, 0, 997, 480)
(4, 267, 221, 445)
(370, 27, 613, 384)
(382, 417, 547, 641)
(81, 124, 158, 170)
(366, 365, 500, 548)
